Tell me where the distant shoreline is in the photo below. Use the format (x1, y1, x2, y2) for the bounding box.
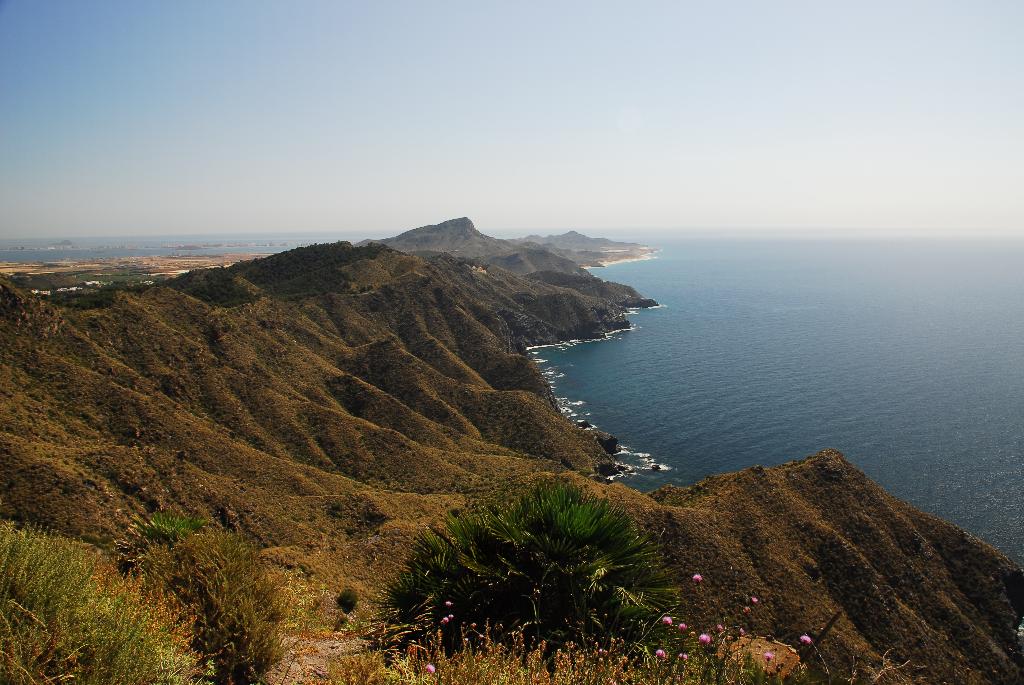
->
(585, 248, 659, 268)
(0, 253, 271, 277)
(531, 252, 668, 476)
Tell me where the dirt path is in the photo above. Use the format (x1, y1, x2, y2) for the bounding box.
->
(268, 632, 368, 684)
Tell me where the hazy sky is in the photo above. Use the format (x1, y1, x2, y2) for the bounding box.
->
(1, 1, 1022, 239)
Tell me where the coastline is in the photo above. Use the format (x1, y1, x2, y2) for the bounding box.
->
(524, 321, 638, 351)
(526, 253, 671, 479)
(583, 248, 660, 269)
(529, 328, 670, 480)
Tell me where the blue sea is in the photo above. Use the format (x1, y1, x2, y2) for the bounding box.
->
(531, 239, 1024, 563)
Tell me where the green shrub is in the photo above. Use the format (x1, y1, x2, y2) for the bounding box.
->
(0, 521, 195, 685)
(117, 512, 207, 573)
(385, 481, 678, 652)
(143, 529, 284, 685)
(336, 586, 359, 614)
(134, 511, 207, 545)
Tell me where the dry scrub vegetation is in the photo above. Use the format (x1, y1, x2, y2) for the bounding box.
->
(2, 243, 1021, 684)
(0, 491, 919, 685)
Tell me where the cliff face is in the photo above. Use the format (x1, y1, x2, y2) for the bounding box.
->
(1, 240, 1021, 682)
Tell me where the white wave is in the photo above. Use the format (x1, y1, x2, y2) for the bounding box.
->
(526, 302, 665, 481)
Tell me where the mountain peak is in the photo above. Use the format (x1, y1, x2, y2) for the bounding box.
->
(437, 216, 477, 232)
(369, 217, 512, 259)
(407, 217, 481, 239)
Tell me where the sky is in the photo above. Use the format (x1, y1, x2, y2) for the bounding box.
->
(1, 1, 1022, 239)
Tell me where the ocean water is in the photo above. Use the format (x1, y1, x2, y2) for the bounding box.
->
(532, 239, 1024, 563)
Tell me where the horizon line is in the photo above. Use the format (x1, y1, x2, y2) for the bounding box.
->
(3, 226, 1024, 243)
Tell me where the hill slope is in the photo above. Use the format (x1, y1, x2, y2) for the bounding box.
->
(1, 240, 1021, 682)
(1, 243, 640, 578)
(633, 450, 1024, 683)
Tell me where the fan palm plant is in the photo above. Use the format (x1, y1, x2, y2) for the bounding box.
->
(116, 512, 207, 573)
(385, 481, 678, 652)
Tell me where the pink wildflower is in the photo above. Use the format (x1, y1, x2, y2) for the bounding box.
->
(692, 573, 703, 583)
(655, 649, 666, 659)
(662, 615, 673, 625)
(445, 600, 453, 607)
(739, 628, 746, 636)
(716, 624, 724, 633)
(426, 663, 436, 674)
(751, 596, 759, 604)
(764, 651, 775, 662)
(800, 634, 813, 645)
(440, 617, 449, 625)
(678, 622, 688, 631)
(679, 652, 688, 661)
(698, 633, 711, 645)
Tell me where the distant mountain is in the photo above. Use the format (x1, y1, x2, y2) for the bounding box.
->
(362, 218, 655, 272)
(515, 230, 643, 251)
(361, 217, 586, 275)
(512, 230, 657, 267)
(360, 217, 509, 259)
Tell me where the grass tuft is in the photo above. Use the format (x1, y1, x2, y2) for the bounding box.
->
(0, 521, 195, 685)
